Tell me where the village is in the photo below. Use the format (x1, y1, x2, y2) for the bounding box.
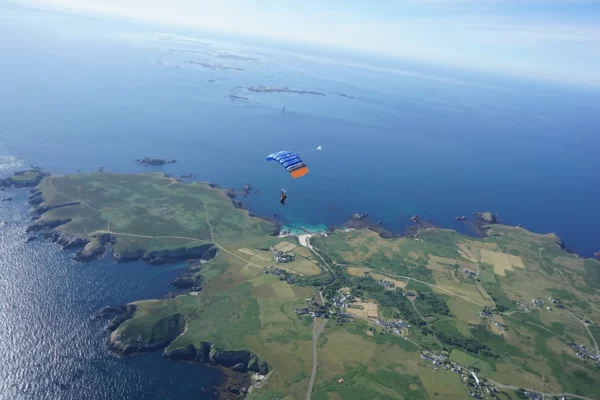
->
(266, 241, 595, 399)
(419, 349, 501, 399)
(571, 342, 600, 367)
(262, 248, 297, 284)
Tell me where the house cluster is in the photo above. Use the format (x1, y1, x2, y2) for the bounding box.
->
(492, 321, 507, 331)
(480, 308, 493, 319)
(464, 269, 478, 279)
(274, 251, 295, 263)
(331, 289, 354, 310)
(375, 318, 411, 333)
(571, 343, 600, 367)
(378, 279, 396, 289)
(548, 297, 564, 308)
(516, 301, 529, 311)
(404, 291, 416, 298)
(419, 351, 499, 399)
(578, 316, 594, 325)
(516, 389, 545, 400)
(531, 298, 544, 308)
(295, 297, 354, 320)
(263, 266, 295, 284)
(294, 307, 324, 318)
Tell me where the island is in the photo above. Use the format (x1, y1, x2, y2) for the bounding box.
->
(242, 86, 326, 96)
(186, 60, 244, 71)
(228, 94, 249, 101)
(21, 172, 600, 400)
(135, 157, 177, 166)
(330, 92, 354, 99)
(217, 53, 260, 62)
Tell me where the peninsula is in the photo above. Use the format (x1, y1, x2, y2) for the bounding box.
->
(0, 169, 48, 188)
(20, 172, 600, 400)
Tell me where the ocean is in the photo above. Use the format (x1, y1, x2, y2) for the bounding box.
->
(1, 5, 599, 399)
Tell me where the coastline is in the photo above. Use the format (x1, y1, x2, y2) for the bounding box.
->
(5, 168, 600, 400)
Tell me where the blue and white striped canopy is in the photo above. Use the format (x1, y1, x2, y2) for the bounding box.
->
(266, 151, 309, 178)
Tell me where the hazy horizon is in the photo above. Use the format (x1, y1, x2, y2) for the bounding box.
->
(6, 0, 600, 88)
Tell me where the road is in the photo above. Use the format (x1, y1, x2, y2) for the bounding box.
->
(491, 381, 593, 400)
(330, 259, 485, 307)
(306, 317, 327, 400)
(411, 300, 443, 356)
(540, 249, 600, 356)
(48, 176, 98, 213)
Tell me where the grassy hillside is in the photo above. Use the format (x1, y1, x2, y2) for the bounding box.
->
(34, 172, 274, 253)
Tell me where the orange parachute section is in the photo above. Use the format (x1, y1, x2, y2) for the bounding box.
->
(290, 165, 309, 178)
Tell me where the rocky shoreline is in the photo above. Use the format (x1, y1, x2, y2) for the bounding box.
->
(0, 169, 49, 188)
(329, 212, 437, 240)
(26, 186, 221, 263)
(100, 305, 269, 400)
(12, 173, 272, 399)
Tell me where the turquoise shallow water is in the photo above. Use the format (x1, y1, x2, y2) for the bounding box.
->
(281, 224, 329, 235)
(1, 5, 600, 399)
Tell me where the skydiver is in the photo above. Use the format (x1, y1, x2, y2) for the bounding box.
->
(280, 189, 287, 205)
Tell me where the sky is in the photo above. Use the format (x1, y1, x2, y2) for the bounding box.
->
(9, 0, 600, 86)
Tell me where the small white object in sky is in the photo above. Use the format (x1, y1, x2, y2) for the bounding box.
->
(316, 146, 322, 151)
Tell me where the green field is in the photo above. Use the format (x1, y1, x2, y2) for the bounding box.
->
(35, 173, 274, 253)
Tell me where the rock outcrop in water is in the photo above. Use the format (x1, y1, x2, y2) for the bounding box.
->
(471, 211, 500, 236)
(77, 234, 113, 261)
(97, 304, 138, 331)
(473, 211, 499, 224)
(135, 157, 177, 166)
(340, 213, 396, 239)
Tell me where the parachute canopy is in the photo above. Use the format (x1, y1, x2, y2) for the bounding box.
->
(266, 151, 309, 179)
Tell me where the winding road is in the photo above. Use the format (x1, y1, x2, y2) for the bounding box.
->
(539, 248, 599, 356)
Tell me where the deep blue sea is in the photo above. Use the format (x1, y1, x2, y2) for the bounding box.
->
(1, 5, 599, 399)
